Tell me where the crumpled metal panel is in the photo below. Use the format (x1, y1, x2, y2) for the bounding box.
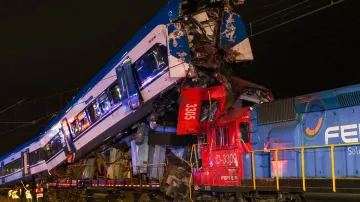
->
(148, 145, 166, 181)
(131, 135, 149, 175)
(191, 11, 217, 43)
(165, 152, 191, 200)
(106, 148, 123, 180)
(82, 158, 95, 179)
(177, 85, 227, 135)
(220, 8, 253, 62)
(171, 147, 186, 158)
(135, 123, 148, 145)
(167, 23, 190, 77)
(167, 0, 184, 22)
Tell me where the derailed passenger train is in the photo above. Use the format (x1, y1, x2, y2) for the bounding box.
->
(0, 0, 253, 192)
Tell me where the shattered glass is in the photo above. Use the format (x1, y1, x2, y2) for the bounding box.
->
(200, 100, 219, 122)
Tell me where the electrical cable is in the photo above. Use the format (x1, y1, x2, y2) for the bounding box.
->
(247, 0, 345, 37)
(0, 112, 59, 135)
(249, 0, 311, 25)
(0, 99, 26, 115)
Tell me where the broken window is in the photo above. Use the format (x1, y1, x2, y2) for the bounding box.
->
(134, 43, 168, 87)
(199, 100, 219, 122)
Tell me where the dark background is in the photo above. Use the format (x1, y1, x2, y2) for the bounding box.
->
(0, 0, 358, 155)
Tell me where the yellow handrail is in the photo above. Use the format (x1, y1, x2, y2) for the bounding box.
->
(189, 162, 194, 202)
(193, 145, 199, 170)
(189, 141, 360, 193)
(238, 139, 251, 152)
(189, 145, 194, 162)
(251, 151, 256, 190)
(275, 149, 279, 191)
(330, 145, 336, 192)
(301, 147, 306, 192)
(252, 142, 360, 152)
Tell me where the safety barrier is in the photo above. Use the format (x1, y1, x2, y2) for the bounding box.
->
(250, 143, 360, 193)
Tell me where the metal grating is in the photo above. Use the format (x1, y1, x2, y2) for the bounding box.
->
(257, 98, 296, 125)
(337, 91, 360, 108)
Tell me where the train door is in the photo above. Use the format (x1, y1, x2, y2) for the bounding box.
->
(238, 120, 252, 151)
(22, 149, 30, 176)
(115, 58, 142, 111)
(61, 118, 76, 163)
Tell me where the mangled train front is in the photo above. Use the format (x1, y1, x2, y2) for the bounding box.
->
(0, 0, 255, 201)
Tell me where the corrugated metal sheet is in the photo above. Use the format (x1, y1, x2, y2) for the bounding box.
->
(337, 91, 360, 108)
(257, 98, 296, 125)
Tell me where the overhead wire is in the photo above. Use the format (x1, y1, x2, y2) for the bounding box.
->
(0, 111, 59, 135)
(0, 99, 26, 115)
(247, 0, 346, 37)
(249, 0, 311, 24)
(19, 87, 79, 106)
(253, 0, 288, 11)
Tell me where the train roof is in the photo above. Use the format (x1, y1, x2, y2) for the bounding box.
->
(254, 83, 360, 113)
(294, 83, 360, 112)
(0, 1, 180, 162)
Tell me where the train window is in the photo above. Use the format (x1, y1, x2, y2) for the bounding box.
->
(70, 119, 81, 138)
(134, 44, 168, 87)
(98, 92, 111, 115)
(87, 101, 101, 123)
(135, 52, 156, 86)
(78, 110, 90, 132)
(4, 158, 22, 175)
(199, 100, 219, 122)
(0, 167, 4, 176)
(152, 44, 168, 70)
(41, 133, 65, 161)
(215, 127, 229, 146)
(29, 149, 42, 166)
(109, 84, 122, 105)
(239, 122, 250, 143)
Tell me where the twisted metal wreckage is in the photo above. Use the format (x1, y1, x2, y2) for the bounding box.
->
(8, 0, 272, 201)
(49, 0, 272, 201)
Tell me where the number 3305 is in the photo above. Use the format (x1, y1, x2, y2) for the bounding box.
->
(184, 104, 197, 120)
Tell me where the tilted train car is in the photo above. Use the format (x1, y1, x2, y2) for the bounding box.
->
(0, 0, 186, 186)
(0, 136, 42, 185)
(0, 0, 253, 190)
(191, 84, 360, 201)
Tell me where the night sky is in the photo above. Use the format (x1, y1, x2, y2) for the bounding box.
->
(0, 0, 358, 155)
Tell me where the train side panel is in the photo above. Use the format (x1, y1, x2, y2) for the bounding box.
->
(244, 85, 360, 182)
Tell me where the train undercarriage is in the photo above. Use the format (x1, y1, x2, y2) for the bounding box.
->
(46, 177, 360, 202)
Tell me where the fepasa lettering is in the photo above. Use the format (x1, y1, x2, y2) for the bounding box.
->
(325, 124, 360, 144)
(220, 176, 238, 181)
